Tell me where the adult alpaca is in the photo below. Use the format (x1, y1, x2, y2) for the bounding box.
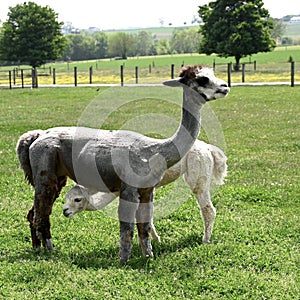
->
(63, 140, 227, 245)
(16, 65, 230, 262)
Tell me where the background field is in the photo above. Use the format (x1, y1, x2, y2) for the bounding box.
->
(0, 85, 299, 299)
(0, 46, 299, 86)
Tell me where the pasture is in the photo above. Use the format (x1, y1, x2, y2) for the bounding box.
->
(0, 85, 299, 299)
(0, 46, 300, 86)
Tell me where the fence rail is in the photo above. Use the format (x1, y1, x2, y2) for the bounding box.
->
(0, 61, 298, 89)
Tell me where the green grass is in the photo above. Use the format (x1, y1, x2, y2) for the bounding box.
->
(1, 45, 300, 85)
(0, 86, 299, 299)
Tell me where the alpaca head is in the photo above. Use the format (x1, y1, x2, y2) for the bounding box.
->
(63, 185, 90, 217)
(163, 65, 230, 101)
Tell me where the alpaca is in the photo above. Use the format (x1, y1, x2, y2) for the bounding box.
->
(63, 140, 227, 244)
(16, 65, 230, 262)
(64, 184, 162, 243)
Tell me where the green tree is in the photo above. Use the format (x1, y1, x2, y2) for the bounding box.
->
(63, 34, 90, 61)
(134, 31, 155, 56)
(94, 32, 108, 59)
(199, 0, 276, 70)
(62, 32, 108, 61)
(0, 2, 66, 67)
(170, 28, 201, 54)
(271, 19, 286, 43)
(108, 32, 134, 59)
(156, 38, 170, 55)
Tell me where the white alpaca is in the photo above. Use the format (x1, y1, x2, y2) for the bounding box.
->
(63, 140, 227, 244)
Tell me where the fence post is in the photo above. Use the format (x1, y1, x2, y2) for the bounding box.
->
(213, 59, 216, 70)
(9, 71, 12, 89)
(120, 65, 124, 86)
(53, 68, 56, 85)
(242, 63, 246, 83)
(149, 64, 151, 74)
(254, 60, 257, 71)
(89, 66, 93, 84)
(171, 64, 175, 79)
(21, 69, 24, 88)
(13, 69, 16, 85)
(135, 66, 138, 84)
(227, 63, 232, 87)
(74, 67, 77, 86)
(291, 61, 295, 87)
(32, 67, 38, 88)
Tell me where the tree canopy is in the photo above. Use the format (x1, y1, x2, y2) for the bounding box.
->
(170, 28, 201, 54)
(0, 2, 66, 67)
(198, 0, 276, 70)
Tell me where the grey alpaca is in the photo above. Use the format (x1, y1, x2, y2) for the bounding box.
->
(16, 65, 229, 263)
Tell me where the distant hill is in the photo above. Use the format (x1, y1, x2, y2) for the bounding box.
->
(284, 22, 300, 39)
(103, 22, 299, 40)
(103, 25, 197, 40)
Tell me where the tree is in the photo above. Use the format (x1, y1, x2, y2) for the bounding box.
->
(63, 35, 90, 61)
(134, 31, 155, 56)
(156, 38, 170, 55)
(108, 32, 134, 59)
(198, 0, 276, 70)
(0, 2, 66, 67)
(271, 19, 286, 44)
(94, 32, 108, 59)
(170, 28, 201, 54)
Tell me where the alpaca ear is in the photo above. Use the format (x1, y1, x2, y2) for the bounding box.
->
(162, 78, 182, 87)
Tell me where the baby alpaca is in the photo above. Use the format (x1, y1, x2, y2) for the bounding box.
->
(63, 140, 227, 244)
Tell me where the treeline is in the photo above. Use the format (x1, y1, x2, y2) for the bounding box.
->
(61, 28, 201, 61)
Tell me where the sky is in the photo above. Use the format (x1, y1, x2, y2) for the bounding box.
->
(0, 0, 299, 30)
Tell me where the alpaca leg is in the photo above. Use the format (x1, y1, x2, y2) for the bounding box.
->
(33, 181, 58, 250)
(56, 175, 67, 199)
(136, 188, 154, 258)
(118, 183, 139, 263)
(27, 205, 41, 249)
(196, 190, 216, 244)
(150, 221, 161, 243)
(29, 141, 65, 250)
(137, 221, 161, 244)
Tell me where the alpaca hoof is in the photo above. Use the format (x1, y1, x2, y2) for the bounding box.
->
(44, 239, 54, 250)
(119, 257, 129, 264)
(140, 238, 153, 258)
(32, 244, 41, 250)
(154, 235, 161, 244)
(144, 250, 154, 258)
(119, 230, 133, 263)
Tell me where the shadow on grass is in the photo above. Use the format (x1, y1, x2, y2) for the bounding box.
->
(2, 232, 205, 270)
(64, 231, 204, 269)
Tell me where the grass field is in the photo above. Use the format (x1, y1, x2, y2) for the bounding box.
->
(0, 46, 299, 86)
(0, 86, 299, 299)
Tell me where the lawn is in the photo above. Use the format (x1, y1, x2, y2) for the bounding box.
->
(0, 86, 299, 299)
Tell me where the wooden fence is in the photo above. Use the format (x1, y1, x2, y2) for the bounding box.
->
(0, 61, 298, 89)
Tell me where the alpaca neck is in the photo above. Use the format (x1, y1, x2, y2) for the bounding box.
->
(161, 87, 204, 167)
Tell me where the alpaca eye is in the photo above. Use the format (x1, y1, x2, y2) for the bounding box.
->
(196, 76, 209, 86)
(74, 198, 82, 203)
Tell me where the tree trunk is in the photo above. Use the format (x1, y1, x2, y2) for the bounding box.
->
(31, 66, 38, 88)
(234, 56, 241, 71)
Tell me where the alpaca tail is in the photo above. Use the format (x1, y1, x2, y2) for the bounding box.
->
(208, 145, 228, 185)
(16, 129, 44, 186)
